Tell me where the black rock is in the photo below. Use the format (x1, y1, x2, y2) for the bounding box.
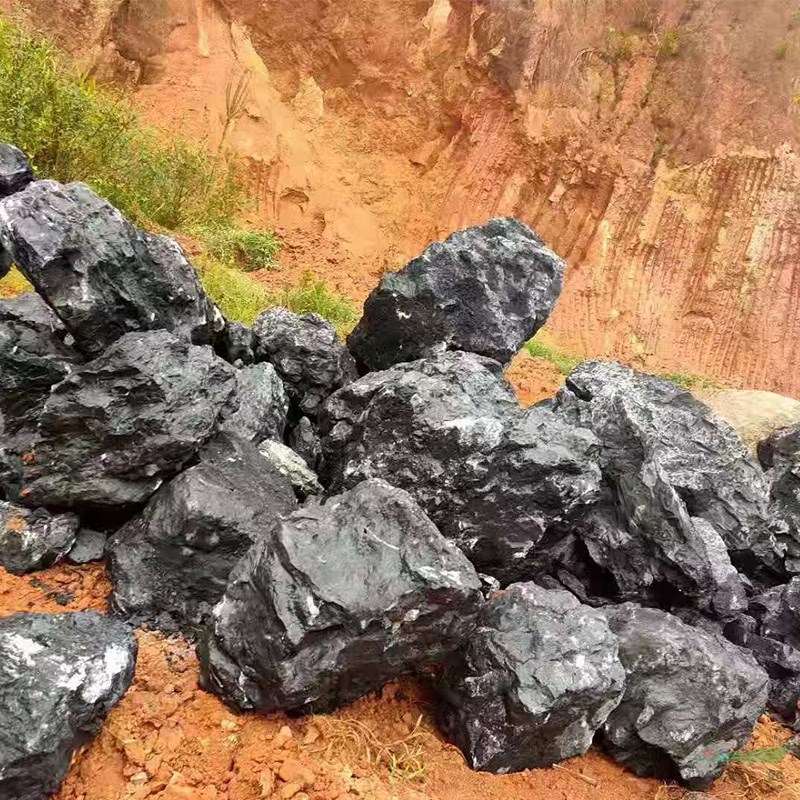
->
(67, 528, 107, 565)
(199, 479, 483, 713)
(749, 577, 800, 649)
(252, 307, 357, 417)
(0, 143, 33, 198)
(0, 501, 79, 575)
(348, 218, 565, 372)
(321, 351, 601, 583)
(0, 293, 81, 433)
(437, 582, 624, 773)
(0, 180, 223, 357)
(219, 363, 288, 443)
(20, 330, 236, 508)
(289, 416, 321, 470)
(759, 423, 800, 571)
(215, 320, 255, 365)
(601, 604, 769, 788)
(723, 613, 800, 727)
(107, 434, 297, 633)
(549, 361, 782, 603)
(0, 611, 136, 800)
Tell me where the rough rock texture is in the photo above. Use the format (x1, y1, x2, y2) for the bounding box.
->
(348, 218, 564, 372)
(759, 423, 800, 572)
(321, 350, 601, 583)
(215, 320, 255, 365)
(0, 143, 33, 199)
(723, 612, 800, 727)
(199, 479, 483, 713)
(252, 307, 357, 417)
(602, 604, 769, 788)
(20, 330, 236, 508)
(549, 361, 783, 600)
(437, 582, 624, 773)
(289, 415, 321, 470)
(0, 501, 79, 575)
(0, 292, 81, 432)
(108, 434, 296, 633)
(219, 363, 288, 443)
(0, 611, 136, 800)
(67, 528, 107, 565)
(258, 439, 323, 499)
(0, 180, 223, 357)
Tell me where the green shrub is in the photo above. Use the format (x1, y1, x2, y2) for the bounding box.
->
(0, 16, 242, 229)
(191, 224, 281, 272)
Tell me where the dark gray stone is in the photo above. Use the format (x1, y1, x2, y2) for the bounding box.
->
(723, 613, 800, 727)
(0, 501, 79, 575)
(215, 320, 255, 365)
(67, 528, 107, 565)
(0, 180, 224, 358)
(437, 582, 624, 773)
(0, 611, 136, 800)
(107, 434, 297, 633)
(258, 440, 323, 499)
(20, 330, 236, 508)
(602, 604, 769, 788)
(0, 143, 33, 199)
(321, 351, 601, 584)
(749, 577, 800, 649)
(252, 307, 357, 417)
(199, 479, 483, 713)
(219, 363, 288, 443)
(348, 218, 565, 372)
(548, 361, 782, 605)
(289, 416, 321, 470)
(0, 293, 81, 433)
(759, 423, 800, 572)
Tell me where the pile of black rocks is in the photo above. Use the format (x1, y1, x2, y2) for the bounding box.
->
(1, 142, 799, 798)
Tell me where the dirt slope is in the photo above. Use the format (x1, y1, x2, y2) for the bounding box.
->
(8, 0, 800, 394)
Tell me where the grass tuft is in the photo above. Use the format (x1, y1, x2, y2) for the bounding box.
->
(191, 224, 281, 272)
(525, 338, 583, 376)
(274, 273, 359, 338)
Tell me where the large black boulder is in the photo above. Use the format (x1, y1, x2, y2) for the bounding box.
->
(19, 330, 236, 508)
(437, 582, 624, 773)
(0, 501, 79, 575)
(601, 604, 769, 788)
(252, 307, 357, 418)
(0, 180, 223, 357)
(0, 143, 33, 199)
(548, 361, 783, 601)
(107, 434, 297, 633)
(219, 363, 288, 443)
(0, 292, 81, 433)
(347, 218, 565, 372)
(321, 351, 601, 583)
(759, 422, 800, 572)
(0, 611, 136, 800)
(199, 479, 483, 713)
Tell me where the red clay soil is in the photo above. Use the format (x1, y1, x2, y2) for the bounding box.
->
(1, 564, 799, 800)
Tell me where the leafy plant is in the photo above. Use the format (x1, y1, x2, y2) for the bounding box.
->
(191, 224, 281, 272)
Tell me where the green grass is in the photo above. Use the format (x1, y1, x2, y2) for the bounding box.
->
(190, 224, 281, 272)
(525, 338, 582, 376)
(274, 273, 359, 338)
(658, 28, 682, 59)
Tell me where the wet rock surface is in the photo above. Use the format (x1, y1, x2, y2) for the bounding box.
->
(348, 218, 565, 372)
(19, 330, 236, 508)
(0, 180, 222, 357)
(601, 604, 769, 788)
(0, 501, 79, 575)
(437, 582, 625, 773)
(252, 307, 357, 418)
(321, 351, 601, 583)
(0, 143, 33, 198)
(0, 292, 81, 433)
(547, 361, 781, 610)
(0, 611, 136, 800)
(107, 434, 297, 633)
(199, 479, 483, 713)
(219, 362, 289, 443)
